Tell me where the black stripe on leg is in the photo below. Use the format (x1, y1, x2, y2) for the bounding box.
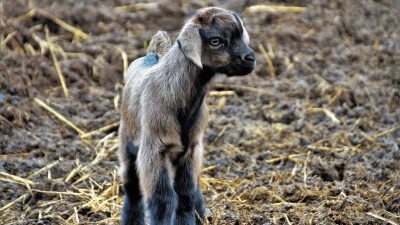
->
(174, 159, 196, 225)
(122, 195, 145, 225)
(148, 166, 177, 225)
(122, 141, 145, 225)
(194, 186, 205, 225)
(124, 141, 142, 202)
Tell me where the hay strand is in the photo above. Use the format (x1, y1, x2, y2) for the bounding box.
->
(80, 122, 119, 139)
(0, 193, 29, 212)
(213, 83, 273, 96)
(244, 5, 307, 14)
(117, 47, 128, 82)
(307, 107, 340, 124)
(209, 90, 236, 97)
(28, 160, 60, 179)
(34, 98, 85, 135)
(45, 27, 69, 97)
(36, 8, 89, 40)
(366, 212, 399, 225)
(284, 214, 293, 225)
(114, 3, 158, 12)
(1, 31, 17, 48)
(0, 171, 35, 186)
(258, 43, 276, 79)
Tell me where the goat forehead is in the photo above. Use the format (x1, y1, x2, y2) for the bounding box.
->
(213, 16, 250, 45)
(194, 7, 249, 43)
(213, 15, 240, 33)
(196, 7, 230, 21)
(194, 7, 236, 28)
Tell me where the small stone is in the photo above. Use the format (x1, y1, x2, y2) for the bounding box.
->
(0, 91, 6, 102)
(225, 203, 234, 210)
(205, 208, 214, 221)
(226, 189, 234, 197)
(253, 214, 263, 223)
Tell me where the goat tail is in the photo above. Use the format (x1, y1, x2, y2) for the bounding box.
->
(147, 30, 171, 56)
(125, 31, 171, 79)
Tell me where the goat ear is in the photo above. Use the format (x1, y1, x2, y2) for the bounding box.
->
(177, 23, 203, 69)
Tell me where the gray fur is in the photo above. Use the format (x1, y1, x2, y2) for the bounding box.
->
(119, 7, 255, 224)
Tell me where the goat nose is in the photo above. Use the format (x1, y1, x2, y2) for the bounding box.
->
(242, 51, 255, 63)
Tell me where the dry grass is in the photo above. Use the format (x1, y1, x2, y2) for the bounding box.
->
(1, 1, 399, 224)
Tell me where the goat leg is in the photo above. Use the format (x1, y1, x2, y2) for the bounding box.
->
(174, 156, 197, 225)
(121, 141, 146, 225)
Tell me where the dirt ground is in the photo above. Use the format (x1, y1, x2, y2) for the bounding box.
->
(1, 0, 399, 224)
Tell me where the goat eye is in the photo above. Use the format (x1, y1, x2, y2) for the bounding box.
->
(209, 38, 222, 47)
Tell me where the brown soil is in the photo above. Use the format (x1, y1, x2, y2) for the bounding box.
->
(1, 0, 399, 224)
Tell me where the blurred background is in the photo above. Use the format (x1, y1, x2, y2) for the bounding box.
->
(0, 0, 399, 224)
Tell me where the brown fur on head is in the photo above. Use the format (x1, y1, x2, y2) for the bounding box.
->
(177, 7, 255, 76)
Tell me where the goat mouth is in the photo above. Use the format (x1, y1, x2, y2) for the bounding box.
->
(213, 61, 255, 76)
(228, 62, 256, 76)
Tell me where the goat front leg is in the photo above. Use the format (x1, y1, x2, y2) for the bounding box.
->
(175, 142, 206, 225)
(194, 186, 205, 224)
(137, 143, 178, 225)
(193, 143, 206, 225)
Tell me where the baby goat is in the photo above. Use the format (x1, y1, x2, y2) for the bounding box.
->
(119, 7, 255, 225)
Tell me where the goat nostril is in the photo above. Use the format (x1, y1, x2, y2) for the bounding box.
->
(243, 53, 255, 62)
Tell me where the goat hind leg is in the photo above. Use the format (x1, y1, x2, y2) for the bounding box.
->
(147, 166, 178, 225)
(121, 141, 145, 225)
(138, 149, 177, 225)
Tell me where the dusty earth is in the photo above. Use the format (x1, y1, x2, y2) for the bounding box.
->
(1, 0, 399, 224)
